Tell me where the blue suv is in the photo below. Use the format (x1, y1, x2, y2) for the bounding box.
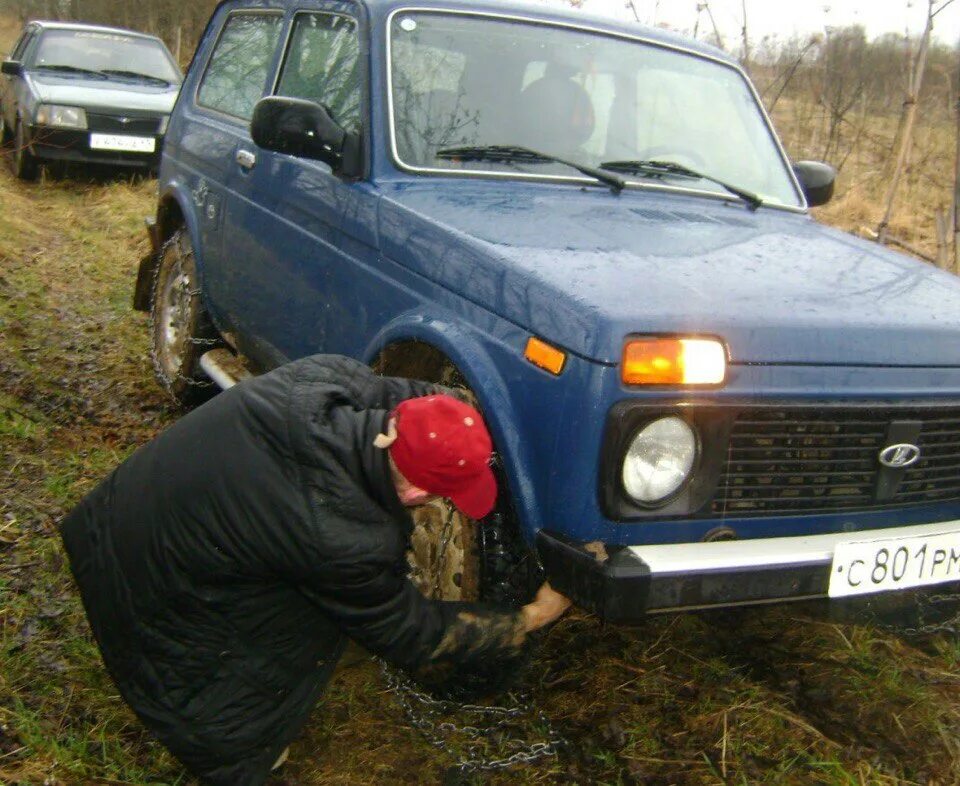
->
(135, 0, 960, 622)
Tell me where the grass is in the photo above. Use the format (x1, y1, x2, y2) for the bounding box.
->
(1, 48, 960, 786)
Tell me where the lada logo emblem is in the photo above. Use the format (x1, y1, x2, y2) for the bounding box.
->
(878, 443, 921, 468)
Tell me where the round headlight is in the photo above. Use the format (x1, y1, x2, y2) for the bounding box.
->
(622, 416, 697, 503)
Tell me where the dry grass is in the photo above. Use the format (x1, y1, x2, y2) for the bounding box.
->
(0, 14, 19, 54)
(770, 96, 957, 268)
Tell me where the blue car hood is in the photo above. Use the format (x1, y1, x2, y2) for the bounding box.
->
(379, 181, 960, 367)
(29, 73, 179, 114)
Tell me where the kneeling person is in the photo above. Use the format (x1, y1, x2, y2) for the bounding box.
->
(59, 354, 570, 785)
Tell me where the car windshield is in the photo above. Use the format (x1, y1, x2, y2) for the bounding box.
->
(31, 29, 182, 85)
(389, 12, 802, 208)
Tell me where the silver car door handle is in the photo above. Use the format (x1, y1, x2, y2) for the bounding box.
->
(235, 149, 257, 170)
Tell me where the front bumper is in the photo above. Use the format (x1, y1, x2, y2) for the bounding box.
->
(538, 520, 960, 622)
(27, 126, 161, 168)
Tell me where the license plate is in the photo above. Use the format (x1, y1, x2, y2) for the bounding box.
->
(89, 133, 155, 153)
(829, 530, 960, 598)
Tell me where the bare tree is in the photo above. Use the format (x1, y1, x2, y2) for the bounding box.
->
(740, 0, 750, 74)
(877, 0, 957, 243)
(818, 26, 868, 162)
(693, 2, 725, 50)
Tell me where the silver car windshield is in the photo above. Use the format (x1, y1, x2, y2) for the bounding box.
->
(388, 11, 802, 208)
(32, 30, 182, 84)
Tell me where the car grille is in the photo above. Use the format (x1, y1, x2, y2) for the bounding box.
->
(711, 408, 960, 516)
(86, 113, 160, 135)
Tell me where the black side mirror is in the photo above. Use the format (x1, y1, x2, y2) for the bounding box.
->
(251, 96, 361, 178)
(792, 160, 836, 207)
(1, 60, 24, 77)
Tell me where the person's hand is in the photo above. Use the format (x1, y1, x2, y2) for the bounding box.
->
(521, 582, 573, 632)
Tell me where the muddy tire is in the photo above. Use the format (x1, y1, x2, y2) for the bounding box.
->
(150, 229, 219, 407)
(407, 499, 480, 601)
(12, 120, 38, 181)
(401, 378, 541, 607)
(407, 467, 541, 606)
(0, 110, 11, 146)
(477, 461, 543, 607)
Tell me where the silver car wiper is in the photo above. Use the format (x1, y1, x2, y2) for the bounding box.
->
(600, 159, 763, 211)
(436, 145, 626, 194)
(34, 64, 108, 79)
(100, 69, 172, 86)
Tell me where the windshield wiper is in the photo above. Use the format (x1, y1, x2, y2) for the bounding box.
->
(600, 159, 763, 211)
(100, 69, 171, 86)
(436, 145, 626, 194)
(34, 64, 108, 79)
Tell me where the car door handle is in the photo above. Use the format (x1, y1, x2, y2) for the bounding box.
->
(235, 149, 257, 170)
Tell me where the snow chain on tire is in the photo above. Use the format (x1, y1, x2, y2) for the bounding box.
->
(149, 232, 221, 401)
(866, 592, 960, 637)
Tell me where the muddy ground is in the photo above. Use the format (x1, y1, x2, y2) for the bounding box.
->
(3, 157, 960, 786)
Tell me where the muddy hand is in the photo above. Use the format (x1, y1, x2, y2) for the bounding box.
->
(521, 581, 573, 632)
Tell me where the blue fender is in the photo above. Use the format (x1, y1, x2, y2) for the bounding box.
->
(364, 312, 543, 539)
(157, 181, 205, 276)
(153, 180, 221, 324)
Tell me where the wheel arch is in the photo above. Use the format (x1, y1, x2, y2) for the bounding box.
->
(364, 315, 543, 539)
(133, 184, 209, 313)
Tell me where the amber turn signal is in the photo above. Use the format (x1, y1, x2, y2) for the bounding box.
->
(525, 337, 566, 375)
(622, 337, 726, 385)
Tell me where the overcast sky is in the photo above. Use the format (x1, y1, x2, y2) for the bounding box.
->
(546, 0, 960, 46)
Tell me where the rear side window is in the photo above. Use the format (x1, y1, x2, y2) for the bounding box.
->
(276, 13, 361, 133)
(197, 13, 283, 120)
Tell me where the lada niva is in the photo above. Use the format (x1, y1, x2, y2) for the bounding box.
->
(134, 0, 960, 622)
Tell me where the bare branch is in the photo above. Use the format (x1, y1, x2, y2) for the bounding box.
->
(932, 0, 957, 19)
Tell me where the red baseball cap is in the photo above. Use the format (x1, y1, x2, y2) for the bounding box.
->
(389, 395, 497, 519)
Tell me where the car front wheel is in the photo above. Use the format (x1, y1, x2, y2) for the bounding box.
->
(0, 110, 12, 146)
(12, 119, 38, 181)
(406, 428, 541, 606)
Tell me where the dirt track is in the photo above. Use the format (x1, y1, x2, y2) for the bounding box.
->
(3, 158, 960, 785)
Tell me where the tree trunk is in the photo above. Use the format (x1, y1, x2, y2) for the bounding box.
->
(877, 0, 935, 243)
(937, 208, 950, 268)
(740, 0, 750, 75)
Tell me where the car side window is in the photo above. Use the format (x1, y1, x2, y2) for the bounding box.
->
(276, 13, 361, 134)
(197, 13, 283, 121)
(10, 29, 34, 60)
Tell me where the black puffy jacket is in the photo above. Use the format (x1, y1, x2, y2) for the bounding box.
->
(60, 355, 527, 785)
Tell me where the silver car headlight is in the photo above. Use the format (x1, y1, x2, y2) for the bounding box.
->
(622, 416, 697, 503)
(35, 104, 88, 129)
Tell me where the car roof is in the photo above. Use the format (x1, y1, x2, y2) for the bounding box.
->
(205, 0, 735, 66)
(26, 20, 163, 42)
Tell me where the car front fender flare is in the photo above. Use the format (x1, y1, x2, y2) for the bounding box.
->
(133, 182, 210, 313)
(364, 314, 543, 538)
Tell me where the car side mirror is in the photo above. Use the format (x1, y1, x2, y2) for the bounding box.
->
(1, 60, 24, 77)
(792, 160, 836, 207)
(251, 96, 361, 178)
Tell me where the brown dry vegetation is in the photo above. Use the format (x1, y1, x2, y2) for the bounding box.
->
(773, 98, 954, 265)
(5, 12, 960, 786)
